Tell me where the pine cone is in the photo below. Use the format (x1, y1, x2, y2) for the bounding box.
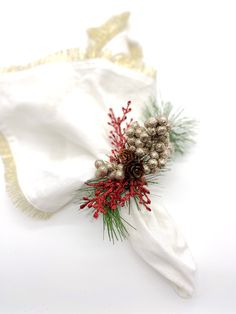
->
(119, 149, 135, 163)
(124, 160, 144, 179)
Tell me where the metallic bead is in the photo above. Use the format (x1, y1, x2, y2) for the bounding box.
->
(150, 151, 159, 159)
(126, 128, 135, 137)
(158, 158, 167, 168)
(109, 171, 116, 179)
(147, 128, 156, 136)
(158, 135, 168, 143)
(135, 128, 142, 137)
(115, 170, 124, 180)
(144, 164, 151, 175)
(145, 117, 157, 128)
(129, 145, 136, 152)
(156, 142, 165, 152)
(95, 169, 103, 178)
(160, 150, 169, 159)
(98, 165, 108, 176)
(156, 126, 167, 135)
(95, 160, 104, 169)
(140, 132, 149, 142)
(106, 163, 113, 172)
(127, 137, 135, 145)
(148, 158, 158, 169)
(150, 143, 157, 151)
(145, 140, 152, 148)
(135, 147, 145, 157)
(117, 164, 124, 170)
(157, 116, 167, 125)
(135, 139, 144, 148)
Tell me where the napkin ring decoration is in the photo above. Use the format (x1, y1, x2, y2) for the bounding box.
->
(78, 100, 196, 242)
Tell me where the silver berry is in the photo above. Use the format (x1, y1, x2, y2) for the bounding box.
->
(135, 128, 142, 137)
(156, 142, 165, 152)
(158, 116, 167, 125)
(115, 170, 124, 180)
(98, 165, 108, 176)
(95, 169, 103, 178)
(150, 143, 157, 151)
(156, 126, 167, 135)
(158, 135, 169, 144)
(144, 164, 151, 175)
(129, 145, 136, 152)
(135, 147, 145, 157)
(147, 128, 156, 136)
(127, 137, 135, 145)
(106, 163, 113, 172)
(160, 150, 169, 159)
(145, 140, 152, 148)
(148, 158, 158, 169)
(150, 151, 159, 159)
(126, 128, 135, 137)
(140, 132, 149, 142)
(95, 160, 104, 169)
(109, 171, 116, 179)
(145, 117, 157, 128)
(135, 139, 144, 148)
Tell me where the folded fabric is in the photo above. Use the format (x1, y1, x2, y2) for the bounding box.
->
(0, 12, 196, 297)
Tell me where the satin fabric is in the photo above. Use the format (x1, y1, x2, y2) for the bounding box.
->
(0, 51, 196, 298)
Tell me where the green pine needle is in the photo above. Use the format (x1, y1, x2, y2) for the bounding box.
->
(103, 208, 129, 243)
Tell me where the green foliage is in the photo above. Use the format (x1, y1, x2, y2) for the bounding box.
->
(103, 208, 129, 243)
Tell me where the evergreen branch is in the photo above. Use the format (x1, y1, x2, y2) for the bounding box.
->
(103, 208, 129, 243)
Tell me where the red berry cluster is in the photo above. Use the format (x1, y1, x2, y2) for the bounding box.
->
(80, 101, 151, 219)
(80, 178, 151, 219)
(108, 100, 133, 161)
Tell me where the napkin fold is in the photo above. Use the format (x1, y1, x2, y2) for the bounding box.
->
(0, 12, 196, 297)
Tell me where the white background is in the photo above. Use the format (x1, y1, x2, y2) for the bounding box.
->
(0, 0, 236, 313)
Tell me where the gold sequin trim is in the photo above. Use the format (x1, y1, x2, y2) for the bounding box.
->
(0, 12, 156, 78)
(0, 133, 52, 219)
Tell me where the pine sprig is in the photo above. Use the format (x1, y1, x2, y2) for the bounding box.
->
(78, 178, 138, 243)
(143, 99, 197, 155)
(103, 208, 129, 242)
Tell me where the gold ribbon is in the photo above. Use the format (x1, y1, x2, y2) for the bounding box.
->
(0, 12, 156, 77)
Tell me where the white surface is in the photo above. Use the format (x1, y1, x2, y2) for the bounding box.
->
(0, 1, 236, 313)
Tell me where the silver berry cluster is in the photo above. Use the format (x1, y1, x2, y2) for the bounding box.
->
(94, 115, 171, 180)
(94, 160, 125, 180)
(125, 116, 171, 174)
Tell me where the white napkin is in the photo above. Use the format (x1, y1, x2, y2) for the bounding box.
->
(0, 12, 196, 297)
